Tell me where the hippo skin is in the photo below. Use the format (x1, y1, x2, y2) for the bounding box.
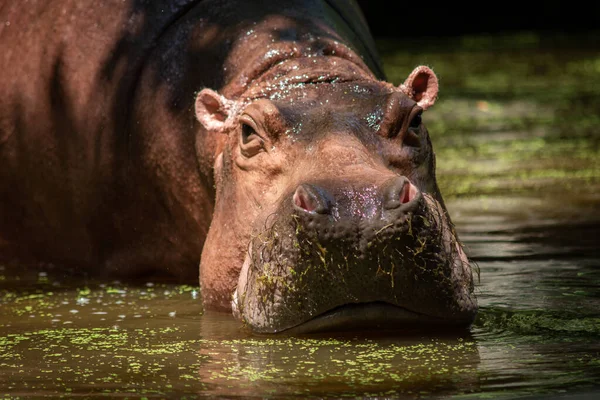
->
(0, 0, 477, 333)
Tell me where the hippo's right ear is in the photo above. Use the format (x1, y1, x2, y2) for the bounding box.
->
(195, 89, 237, 132)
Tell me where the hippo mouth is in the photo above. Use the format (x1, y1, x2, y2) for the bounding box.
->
(281, 302, 469, 334)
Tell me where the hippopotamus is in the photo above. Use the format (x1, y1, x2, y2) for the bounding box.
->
(0, 0, 477, 333)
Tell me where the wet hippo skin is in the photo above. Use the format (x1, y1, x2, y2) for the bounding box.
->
(0, 0, 477, 333)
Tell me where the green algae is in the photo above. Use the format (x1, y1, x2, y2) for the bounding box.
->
(0, 325, 208, 395)
(380, 32, 600, 104)
(476, 309, 600, 339)
(0, 316, 481, 396)
(434, 132, 600, 200)
(193, 336, 481, 397)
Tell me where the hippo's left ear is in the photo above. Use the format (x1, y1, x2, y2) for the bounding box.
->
(399, 66, 439, 110)
(195, 88, 237, 132)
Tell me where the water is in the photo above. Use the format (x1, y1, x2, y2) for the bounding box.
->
(1, 33, 599, 398)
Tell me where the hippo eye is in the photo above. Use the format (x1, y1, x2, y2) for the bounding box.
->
(403, 109, 423, 147)
(239, 121, 264, 157)
(241, 123, 257, 145)
(409, 111, 422, 129)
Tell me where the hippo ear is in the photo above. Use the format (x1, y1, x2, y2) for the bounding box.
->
(195, 88, 236, 131)
(399, 66, 439, 110)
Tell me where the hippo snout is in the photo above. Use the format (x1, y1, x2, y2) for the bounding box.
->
(232, 168, 476, 333)
(290, 177, 422, 243)
(293, 176, 419, 214)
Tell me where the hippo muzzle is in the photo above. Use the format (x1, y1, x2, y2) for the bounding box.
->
(232, 176, 476, 333)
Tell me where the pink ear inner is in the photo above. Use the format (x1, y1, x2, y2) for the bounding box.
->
(400, 66, 439, 110)
(195, 89, 236, 131)
(201, 93, 226, 122)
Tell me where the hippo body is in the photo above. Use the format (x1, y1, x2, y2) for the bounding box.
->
(0, 0, 477, 332)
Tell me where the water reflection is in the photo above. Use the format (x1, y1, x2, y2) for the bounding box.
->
(196, 322, 481, 397)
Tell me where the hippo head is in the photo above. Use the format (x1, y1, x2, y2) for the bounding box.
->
(195, 62, 477, 333)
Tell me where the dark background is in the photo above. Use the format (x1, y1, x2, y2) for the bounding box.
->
(355, 2, 599, 38)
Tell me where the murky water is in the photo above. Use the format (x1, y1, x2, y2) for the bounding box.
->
(1, 33, 599, 398)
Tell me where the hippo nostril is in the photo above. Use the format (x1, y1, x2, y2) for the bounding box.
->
(292, 184, 331, 214)
(400, 181, 418, 204)
(384, 177, 420, 210)
(293, 186, 317, 212)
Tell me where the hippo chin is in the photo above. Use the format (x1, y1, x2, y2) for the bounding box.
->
(0, 0, 477, 333)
